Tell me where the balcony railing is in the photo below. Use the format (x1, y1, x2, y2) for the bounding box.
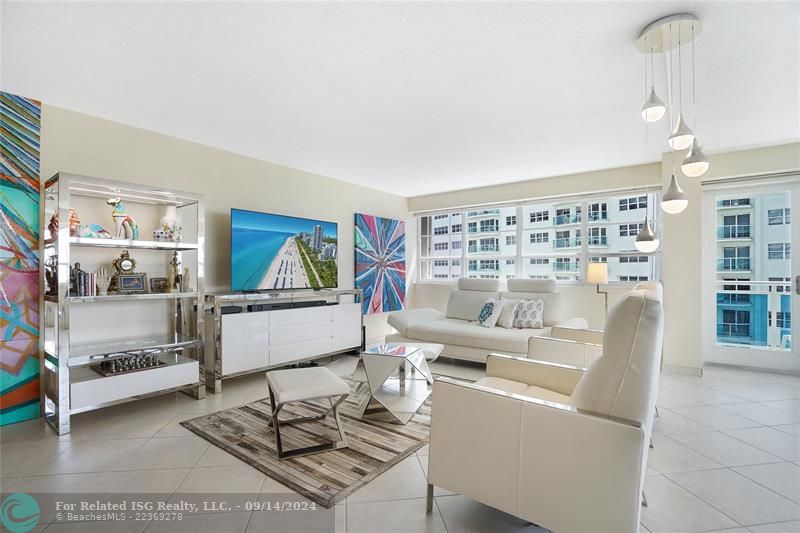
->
(587, 212, 608, 222)
(588, 236, 609, 246)
(553, 238, 581, 249)
(717, 324, 751, 338)
(467, 225, 499, 234)
(467, 245, 499, 254)
(712, 281, 791, 349)
(467, 209, 501, 218)
(717, 199, 751, 208)
(553, 214, 581, 226)
(717, 258, 751, 271)
(553, 262, 579, 272)
(468, 265, 499, 272)
(718, 225, 751, 239)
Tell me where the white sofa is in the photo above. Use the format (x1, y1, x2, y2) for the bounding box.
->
(426, 283, 664, 533)
(386, 278, 588, 363)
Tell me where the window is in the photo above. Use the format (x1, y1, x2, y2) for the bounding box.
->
(434, 214, 448, 220)
(720, 246, 751, 270)
(769, 277, 791, 293)
(619, 196, 647, 211)
(418, 190, 659, 283)
(529, 232, 549, 244)
(777, 312, 791, 329)
(720, 309, 751, 338)
(768, 208, 790, 225)
(433, 260, 448, 267)
(529, 210, 549, 223)
(768, 243, 790, 259)
(619, 223, 643, 237)
(718, 198, 750, 207)
(433, 226, 448, 235)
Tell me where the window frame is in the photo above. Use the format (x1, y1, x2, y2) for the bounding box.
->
(416, 188, 661, 285)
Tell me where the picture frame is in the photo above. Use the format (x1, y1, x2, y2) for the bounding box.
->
(118, 273, 148, 294)
(149, 277, 169, 294)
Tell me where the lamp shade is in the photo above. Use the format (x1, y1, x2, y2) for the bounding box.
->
(641, 87, 666, 122)
(634, 216, 660, 253)
(661, 173, 689, 214)
(587, 262, 609, 285)
(667, 113, 695, 150)
(681, 140, 710, 177)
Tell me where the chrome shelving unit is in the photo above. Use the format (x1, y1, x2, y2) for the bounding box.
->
(39, 173, 206, 435)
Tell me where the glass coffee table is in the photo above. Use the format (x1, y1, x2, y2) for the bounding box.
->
(357, 343, 434, 424)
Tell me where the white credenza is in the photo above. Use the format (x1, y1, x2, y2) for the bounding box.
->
(205, 290, 363, 392)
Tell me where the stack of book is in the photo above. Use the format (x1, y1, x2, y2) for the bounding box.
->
(72, 270, 97, 297)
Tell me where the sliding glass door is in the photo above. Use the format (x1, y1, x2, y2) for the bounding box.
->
(702, 179, 799, 371)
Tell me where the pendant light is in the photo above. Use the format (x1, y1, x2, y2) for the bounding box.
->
(661, 173, 688, 214)
(641, 37, 665, 122)
(634, 215, 660, 253)
(668, 112, 694, 150)
(681, 140, 710, 177)
(680, 23, 710, 177)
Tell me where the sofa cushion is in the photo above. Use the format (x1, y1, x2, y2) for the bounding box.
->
(478, 299, 503, 327)
(447, 289, 501, 321)
(458, 278, 501, 291)
(407, 318, 547, 353)
(475, 376, 528, 395)
(513, 298, 545, 329)
(501, 291, 562, 326)
(387, 308, 446, 336)
(496, 299, 519, 329)
(519, 385, 571, 405)
(507, 278, 556, 293)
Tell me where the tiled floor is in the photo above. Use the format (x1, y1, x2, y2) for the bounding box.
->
(2, 360, 800, 532)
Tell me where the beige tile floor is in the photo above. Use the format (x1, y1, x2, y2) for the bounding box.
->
(2, 359, 800, 533)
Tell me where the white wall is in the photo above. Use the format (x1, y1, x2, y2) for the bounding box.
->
(39, 105, 414, 340)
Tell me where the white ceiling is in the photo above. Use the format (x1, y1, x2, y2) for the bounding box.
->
(2, 1, 798, 197)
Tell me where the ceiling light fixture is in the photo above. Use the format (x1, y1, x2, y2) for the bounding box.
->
(660, 173, 688, 214)
(681, 140, 710, 177)
(634, 215, 660, 253)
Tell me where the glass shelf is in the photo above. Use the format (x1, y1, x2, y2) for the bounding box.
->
(69, 237, 199, 250)
(67, 292, 199, 303)
(64, 333, 200, 366)
(70, 352, 197, 381)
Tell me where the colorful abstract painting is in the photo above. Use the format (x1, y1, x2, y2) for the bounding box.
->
(0, 92, 41, 426)
(355, 214, 406, 315)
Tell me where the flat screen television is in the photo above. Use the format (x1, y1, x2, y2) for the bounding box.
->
(231, 208, 338, 291)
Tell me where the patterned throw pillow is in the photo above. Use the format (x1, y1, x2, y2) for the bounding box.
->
(496, 299, 519, 329)
(513, 298, 545, 329)
(477, 298, 503, 328)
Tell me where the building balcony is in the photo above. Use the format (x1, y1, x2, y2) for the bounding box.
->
(587, 212, 608, 222)
(717, 225, 751, 239)
(717, 324, 751, 338)
(588, 236, 608, 247)
(717, 258, 751, 271)
(717, 199, 752, 209)
(553, 238, 581, 249)
(553, 262, 579, 272)
(467, 226, 499, 234)
(553, 214, 581, 226)
(467, 245, 500, 254)
(467, 209, 501, 218)
(468, 265, 500, 272)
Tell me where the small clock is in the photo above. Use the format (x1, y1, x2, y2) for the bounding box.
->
(112, 249, 136, 274)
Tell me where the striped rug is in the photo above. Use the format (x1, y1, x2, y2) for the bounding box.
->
(181, 380, 430, 508)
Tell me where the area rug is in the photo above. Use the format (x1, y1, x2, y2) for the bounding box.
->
(180, 379, 430, 508)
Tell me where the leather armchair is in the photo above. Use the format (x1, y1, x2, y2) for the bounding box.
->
(426, 284, 664, 533)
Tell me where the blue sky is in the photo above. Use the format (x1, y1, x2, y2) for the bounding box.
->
(232, 208, 337, 239)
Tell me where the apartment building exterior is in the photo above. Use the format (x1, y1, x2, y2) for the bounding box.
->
(715, 193, 791, 349)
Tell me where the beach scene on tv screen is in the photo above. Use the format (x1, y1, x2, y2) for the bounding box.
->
(231, 209, 338, 291)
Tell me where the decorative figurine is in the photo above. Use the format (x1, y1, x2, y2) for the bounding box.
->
(95, 266, 111, 296)
(182, 267, 191, 292)
(76, 223, 113, 239)
(48, 208, 81, 237)
(106, 197, 139, 240)
(167, 251, 181, 293)
(44, 255, 58, 296)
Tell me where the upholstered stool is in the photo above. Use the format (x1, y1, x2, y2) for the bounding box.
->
(266, 367, 350, 459)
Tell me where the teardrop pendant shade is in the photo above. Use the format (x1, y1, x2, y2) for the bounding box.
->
(661, 174, 688, 214)
(641, 87, 666, 122)
(634, 216, 660, 253)
(668, 113, 695, 150)
(681, 140, 710, 178)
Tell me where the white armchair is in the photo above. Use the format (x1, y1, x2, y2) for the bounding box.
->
(426, 284, 664, 533)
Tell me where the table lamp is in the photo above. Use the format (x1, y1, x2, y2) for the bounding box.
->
(587, 262, 609, 314)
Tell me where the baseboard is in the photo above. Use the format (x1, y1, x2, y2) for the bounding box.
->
(662, 364, 703, 377)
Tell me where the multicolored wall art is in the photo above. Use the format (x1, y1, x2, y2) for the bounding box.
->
(354, 213, 406, 315)
(0, 92, 42, 426)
